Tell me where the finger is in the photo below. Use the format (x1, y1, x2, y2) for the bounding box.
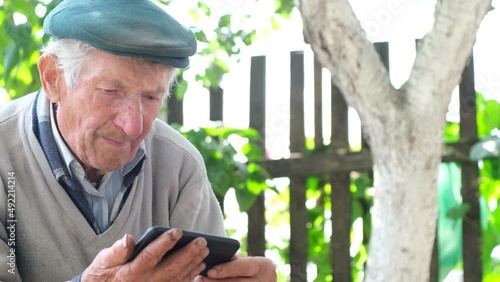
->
(193, 275, 245, 282)
(128, 228, 182, 271)
(207, 256, 276, 280)
(156, 237, 209, 280)
(93, 234, 136, 268)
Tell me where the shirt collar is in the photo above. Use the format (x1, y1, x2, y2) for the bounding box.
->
(49, 101, 146, 180)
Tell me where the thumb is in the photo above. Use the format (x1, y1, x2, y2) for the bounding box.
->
(94, 234, 136, 268)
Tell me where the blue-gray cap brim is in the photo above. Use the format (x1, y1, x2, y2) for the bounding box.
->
(43, 0, 197, 68)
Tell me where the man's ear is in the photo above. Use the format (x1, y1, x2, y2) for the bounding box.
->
(38, 54, 64, 102)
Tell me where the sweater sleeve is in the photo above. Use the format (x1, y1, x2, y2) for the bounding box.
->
(0, 176, 22, 281)
(169, 176, 226, 237)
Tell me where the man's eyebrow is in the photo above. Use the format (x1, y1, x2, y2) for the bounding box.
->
(110, 79, 123, 88)
(145, 86, 166, 96)
(101, 79, 166, 95)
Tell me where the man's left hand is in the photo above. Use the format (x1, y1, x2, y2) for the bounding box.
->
(193, 254, 276, 282)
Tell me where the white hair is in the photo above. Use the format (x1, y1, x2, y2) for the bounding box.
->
(41, 39, 177, 95)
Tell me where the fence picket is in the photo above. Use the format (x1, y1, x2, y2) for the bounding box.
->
(289, 51, 308, 282)
(248, 55, 267, 257)
(459, 56, 482, 282)
(330, 76, 352, 282)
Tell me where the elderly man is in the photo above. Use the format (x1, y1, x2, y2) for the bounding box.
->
(0, 0, 276, 281)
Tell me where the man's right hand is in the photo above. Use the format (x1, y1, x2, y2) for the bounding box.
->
(81, 228, 209, 282)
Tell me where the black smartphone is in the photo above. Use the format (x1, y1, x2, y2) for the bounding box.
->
(128, 226, 240, 276)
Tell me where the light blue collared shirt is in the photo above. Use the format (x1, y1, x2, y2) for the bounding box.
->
(50, 103, 145, 233)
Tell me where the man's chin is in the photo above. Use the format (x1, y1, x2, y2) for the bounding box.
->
(92, 157, 134, 173)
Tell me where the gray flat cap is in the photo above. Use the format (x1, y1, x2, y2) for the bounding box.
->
(43, 0, 197, 68)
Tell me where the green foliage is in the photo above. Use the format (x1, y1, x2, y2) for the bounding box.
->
(438, 163, 464, 281)
(305, 177, 332, 281)
(186, 0, 288, 92)
(446, 203, 471, 220)
(274, 0, 295, 18)
(0, 0, 62, 100)
(477, 92, 500, 138)
(172, 124, 275, 212)
(441, 93, 500, 281)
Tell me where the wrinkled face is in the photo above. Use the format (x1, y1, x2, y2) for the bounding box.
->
(52, 51, 172, 174)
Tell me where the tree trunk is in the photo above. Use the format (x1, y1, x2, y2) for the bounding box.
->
(298, 0, 491, 281)
(366, 114, 443, 282)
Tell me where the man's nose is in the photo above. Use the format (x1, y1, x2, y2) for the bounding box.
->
(114, 100, 143, 138)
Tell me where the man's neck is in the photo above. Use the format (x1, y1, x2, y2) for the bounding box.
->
(84, 167, 104, 188)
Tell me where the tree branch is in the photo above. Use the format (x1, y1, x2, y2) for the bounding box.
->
(406, 0, 491, 114)
(298, 0, 397, 128)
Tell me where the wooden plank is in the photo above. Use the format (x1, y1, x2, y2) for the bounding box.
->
(289, 51, 308, 282)
(247, 193, 265, 256)
(314, 56, 323, 148)
(430, 230, 438, 282)
(167, 94, 183, 125)
(330, 82, 348, 148)
(247, 56, 267, 257)
(249, 56, 266, 137)
(258, 141, 476, 178)
(290, 177, 308, 282)
(459, 56, 482, 282)
(290, 51, 306, 153)
(260, 150, 373, 177)
(330, 172, 351, 282)
(330, 74, 352, 282)
(209, 86, 223, 122)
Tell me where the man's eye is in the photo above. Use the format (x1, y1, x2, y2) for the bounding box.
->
(101, 89, 117, 94)
(144, 95, 158, 101)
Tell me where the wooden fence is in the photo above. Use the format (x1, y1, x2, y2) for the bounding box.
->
(167, 42, 482, 282)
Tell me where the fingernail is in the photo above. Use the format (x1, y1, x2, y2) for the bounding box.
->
(168, 228, 181, 240)
(201, 247, 210, 257)
(196, 238, 207, 248)
(122, 234, 128, 249)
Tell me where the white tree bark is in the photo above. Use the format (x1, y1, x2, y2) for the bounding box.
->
(298, 0, 491, 281)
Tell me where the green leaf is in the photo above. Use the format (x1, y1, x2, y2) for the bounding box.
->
(197, 2, 211, 16)
(218, 14, 231, 28)
(446, 203, 471, 220)
(274, 0, 295, 18)
(174, 78, 188, 100)
(470, 135, 500, 160)
(195, 30, 209, 43)
(213, 58, 230, 73)
(477, 92, 500, 138)
(443, 122, 460, 143)
(5, 22, 33, 46)
(234, 186, 258, 212)
(241, 30, 257, 46)
(188, 8, 200, 21)
(271, 16, 281, 30)
(241, 143, 264, 161)
(485, 273, 500, 282)
(155, 0, 173, 5)
(2, 43, 19, 80)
